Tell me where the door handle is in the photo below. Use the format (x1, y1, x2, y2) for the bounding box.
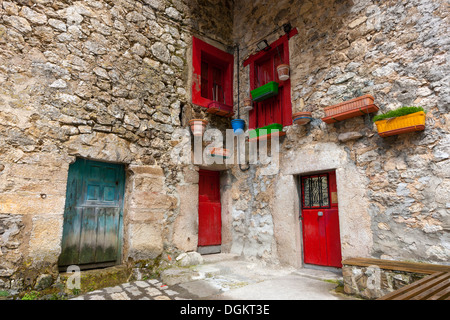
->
(318, 211, 323, 217)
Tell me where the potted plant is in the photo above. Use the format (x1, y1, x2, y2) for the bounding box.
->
(321, 94, 379, 124)
(292, 98, 313, 125)
(373, 106, 426, 137)
(276, 64, 290, 81)
(189, 119, 208, 136)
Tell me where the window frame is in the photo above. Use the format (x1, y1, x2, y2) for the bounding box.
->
(244, 29, 298, 129)
(192, 36, 234, 109)
(301, 173, 332, 210)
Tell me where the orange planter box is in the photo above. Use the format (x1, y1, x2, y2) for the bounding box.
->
(322, 94, 379, 124)
(375, 111, 426, 137)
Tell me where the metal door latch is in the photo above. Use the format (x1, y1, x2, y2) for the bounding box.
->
(318, 211, 323, 217)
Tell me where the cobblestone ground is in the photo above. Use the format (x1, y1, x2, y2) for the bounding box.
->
(71, 279, 191, 300)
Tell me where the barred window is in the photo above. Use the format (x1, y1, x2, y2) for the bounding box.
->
(301, 174, 330, 208)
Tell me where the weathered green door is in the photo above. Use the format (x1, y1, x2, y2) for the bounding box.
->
(59, 158, 125, 269)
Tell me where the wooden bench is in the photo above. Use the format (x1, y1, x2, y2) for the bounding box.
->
(342, 258, 450, 300)
(377, 271, 450, 300)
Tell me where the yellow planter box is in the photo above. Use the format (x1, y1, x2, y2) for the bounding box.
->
(375, 111, 426, 137)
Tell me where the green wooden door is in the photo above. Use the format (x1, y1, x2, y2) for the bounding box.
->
(59, 159, 125, 269)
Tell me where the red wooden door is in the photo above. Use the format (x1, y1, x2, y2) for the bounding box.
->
(198, 170, 221, 247)
(301, 171, 342, 268)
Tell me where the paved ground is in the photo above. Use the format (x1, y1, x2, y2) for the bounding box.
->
(71, 254, 358, 301)
(70, 278, 187, 300)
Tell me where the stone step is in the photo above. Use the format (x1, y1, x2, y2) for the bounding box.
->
(58, 265, 131, 294)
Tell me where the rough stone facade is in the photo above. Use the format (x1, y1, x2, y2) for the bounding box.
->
(0, 0, 233, 291)
(0, 0, 449, 296)
(231, 0, 449, 267)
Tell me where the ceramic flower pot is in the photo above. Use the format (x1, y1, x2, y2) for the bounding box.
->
(292, 111, 312, 125)
(189, 119, 208, 136)
(276, 64, 290, 81)
(231, 119, 245, 135)
(244, 97, 253, 112)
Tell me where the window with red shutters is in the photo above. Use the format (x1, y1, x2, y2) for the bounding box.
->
(192, 37, 234, 109)
(244, 29, 298, 129)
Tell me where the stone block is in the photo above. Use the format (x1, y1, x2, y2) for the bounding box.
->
(128, 208, 164, 223)
(130, 191, 177, 210)
(129, 165, 164, 177)
(128, 222, 164, 260)
(338, 131, 363, 142)
(0, 194, 66, 215)
(176, 252, 204, 267)
(133, 176, 164, 193)
(28, 215, 63, 264)
(173, 184, 198, 252)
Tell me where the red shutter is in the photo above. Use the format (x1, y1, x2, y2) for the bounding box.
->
(192, 37, 234, 108)
(245, 30, 297, 129)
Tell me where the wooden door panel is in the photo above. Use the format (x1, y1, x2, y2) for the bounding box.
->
(198, 202, 221, 246)
(324, 208, 342, 268)
(198, 170, 221, 248)
(59, 159, 125, 268)
(301, 171, 342, 268)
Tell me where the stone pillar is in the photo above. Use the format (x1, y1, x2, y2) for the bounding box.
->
(125, 165, 176, 261)
(173, 165, 199, 252)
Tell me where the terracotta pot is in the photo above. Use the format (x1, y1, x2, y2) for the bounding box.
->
(244, 97, 253, 111)
(321, 94, 379, 124)
(276, 64, 290, 81)
(375, 111, 426, 137)
(188, 119, 208, 136)
(292, 111, 312, 125)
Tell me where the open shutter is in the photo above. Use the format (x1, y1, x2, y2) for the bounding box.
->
(244, 30, 297, 129)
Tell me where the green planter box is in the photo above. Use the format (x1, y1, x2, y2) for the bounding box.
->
(249, 123, 283, 140)
(251, 81, 279, 102)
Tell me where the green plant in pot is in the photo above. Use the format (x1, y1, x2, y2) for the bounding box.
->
(373, 106, 426, 137)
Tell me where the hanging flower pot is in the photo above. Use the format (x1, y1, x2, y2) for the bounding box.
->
(373, 107, 426, 137)
(276, 64, 290, 81)
(292, 111, 312, 125)
(231, 119, 245, 135)
(188, 119, 208, 136)
(244, 97, 253, 112)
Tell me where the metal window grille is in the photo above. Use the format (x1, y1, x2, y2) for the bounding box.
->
(302, 174, 330, 208)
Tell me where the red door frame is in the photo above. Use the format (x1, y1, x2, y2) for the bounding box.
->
(300, 171, 342, 268)
(198, 170, 221, 247)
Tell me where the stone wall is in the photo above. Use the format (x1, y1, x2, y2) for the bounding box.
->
(231, 0, 449, 266)
(0, 0, 234, 290)
(0, 0, 448, 294)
